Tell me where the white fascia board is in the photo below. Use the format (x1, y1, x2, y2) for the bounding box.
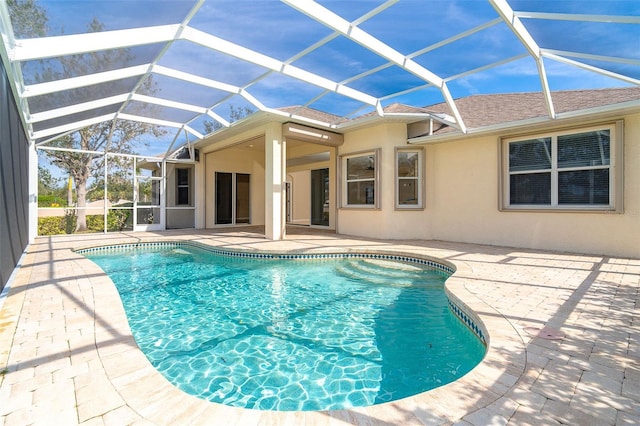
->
(29, 93, 130, 123)
(11, 25, 180, 62)
(31, 113, 116, 139)
(131, 93, 207, 114)
(153, 65, 241, 94)
(118, 113, 183, 128)
(23, 64, 149, 98)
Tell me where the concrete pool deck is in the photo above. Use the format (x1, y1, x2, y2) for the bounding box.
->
(0, 228, 638, 425)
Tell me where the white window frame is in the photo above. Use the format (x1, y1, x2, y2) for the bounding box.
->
(175, 168, 191, 206)
(500, 121, 623, 212)
(339, 149, 380, 209)
(395, 147, 424, 210)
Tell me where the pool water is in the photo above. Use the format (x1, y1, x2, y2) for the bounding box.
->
(85, 244, 485, 411)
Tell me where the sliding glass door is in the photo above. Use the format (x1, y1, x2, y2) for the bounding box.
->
(215, 172, 250, 225)
(311, 168, 329, 226)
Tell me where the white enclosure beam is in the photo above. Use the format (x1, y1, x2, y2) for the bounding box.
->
(153, 65, 241, 94)
(283, 0, 467, 131)
(542, 52, 640, 86)
(131, 94, 207, 114)
(489, 0, 555, 118)
(489, 0, 541, 59)
(29, 93, 130, 123)
(540, 49, 640, 66)
(205, 110, 230, 128)
(181, 26, 379, 107)
(513, 12, 640, 25)
(10, 24, 181, 62)
(118, 113, 183, 128)
(183, 125, 203, 140)
(31, 113, 117, 139)
(23, 64, 149, 98)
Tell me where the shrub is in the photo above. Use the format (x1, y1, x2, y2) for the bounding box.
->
(38, 216, 66, 235)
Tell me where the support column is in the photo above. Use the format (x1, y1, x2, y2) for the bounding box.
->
(264, 124, 286, 240)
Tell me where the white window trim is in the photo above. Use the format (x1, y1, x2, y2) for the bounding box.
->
(339, 149, 381, 209)
(395, 147, 424, 210)
(500, 120, 623, 212)
(175, 167, 191, 206)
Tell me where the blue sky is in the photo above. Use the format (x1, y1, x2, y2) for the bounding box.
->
(20, 0, 640, 155)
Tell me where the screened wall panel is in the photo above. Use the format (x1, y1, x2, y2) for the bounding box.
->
(1, 60, 30, 292)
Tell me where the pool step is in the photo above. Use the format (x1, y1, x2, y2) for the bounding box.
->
(334, 261, 418, 287)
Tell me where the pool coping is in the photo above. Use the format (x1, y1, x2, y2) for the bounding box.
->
(4, 230, 576, 425)
(66, 236, 524, 424)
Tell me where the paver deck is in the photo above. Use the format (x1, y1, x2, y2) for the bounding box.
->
(0, 228, 638, 425)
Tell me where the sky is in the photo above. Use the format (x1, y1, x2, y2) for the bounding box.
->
(12, 0, 640, 157)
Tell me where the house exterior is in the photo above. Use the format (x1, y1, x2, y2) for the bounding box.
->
(193, 87, 640, 258)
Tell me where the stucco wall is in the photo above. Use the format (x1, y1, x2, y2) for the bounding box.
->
(426, 114, 640, 257)
(337, 122, 431, 240)
(336, 114, 640, 257)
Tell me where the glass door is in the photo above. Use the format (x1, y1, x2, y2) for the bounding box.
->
(134, 166, 164, 231)
(311, 168, 329, 226)
(216, 172, 250, 225)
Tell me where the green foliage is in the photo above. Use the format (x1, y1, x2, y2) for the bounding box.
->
(7, 0, 48, 38)
(37, 195, 67, 207)
(107, 209, 132, 231)
(38, 216, 66, 236)
(38, 209, 133, 235)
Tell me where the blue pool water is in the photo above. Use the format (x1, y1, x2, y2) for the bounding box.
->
(84, 244, 485, 411)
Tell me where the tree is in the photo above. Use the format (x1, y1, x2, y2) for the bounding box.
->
(203, 105, 255, 134)
(6, 0, 47, 38)
(9, 1, 164, 231)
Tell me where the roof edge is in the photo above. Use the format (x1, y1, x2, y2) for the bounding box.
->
(407, 98, 640, 145)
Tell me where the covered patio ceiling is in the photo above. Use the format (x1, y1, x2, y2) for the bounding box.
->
(0, 0, 638, 156)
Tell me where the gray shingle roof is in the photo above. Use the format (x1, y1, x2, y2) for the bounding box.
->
(423, 87, 640, 132)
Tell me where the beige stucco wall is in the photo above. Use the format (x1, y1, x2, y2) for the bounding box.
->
(336, 113, 640, 257)
(337, 122, 431, 240)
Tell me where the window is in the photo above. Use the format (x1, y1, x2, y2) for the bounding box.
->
(176, 168, 190, 205)
(396, 148, 423, 209)
(502, 122, 622, 210)
(341, 150, 379, 208)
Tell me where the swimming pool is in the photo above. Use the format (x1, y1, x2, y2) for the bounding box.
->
(82, 242, 485, 411)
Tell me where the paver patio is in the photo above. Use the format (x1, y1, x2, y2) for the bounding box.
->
(0, 228, 638, 425)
